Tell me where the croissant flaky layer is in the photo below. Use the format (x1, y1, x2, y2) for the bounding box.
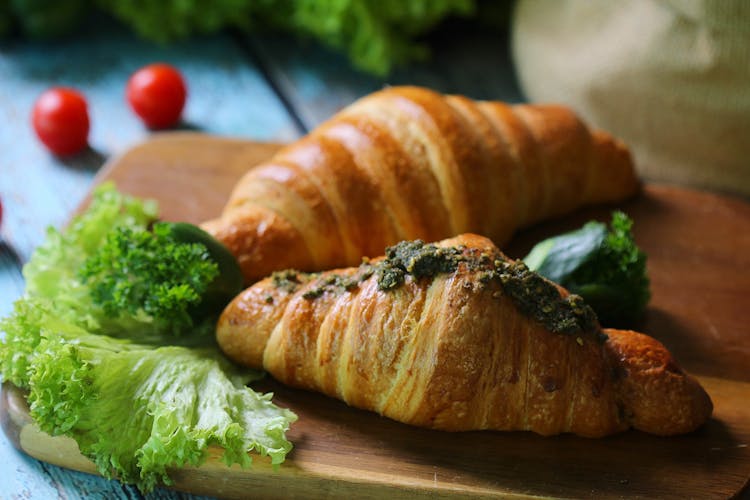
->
(202, 86, 639, 283)
(217, 234, 712, 437)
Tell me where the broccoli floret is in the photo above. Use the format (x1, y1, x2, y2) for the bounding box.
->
(524, 211, 650, 327)
(78, 223, 220, 335)
(21, 183, 243, 343)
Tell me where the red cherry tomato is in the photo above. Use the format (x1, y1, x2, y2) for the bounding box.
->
(32, 88, 90, 156)
(126, 64, 187, 129)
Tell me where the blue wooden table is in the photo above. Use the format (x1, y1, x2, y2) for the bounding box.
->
(0, 19, 523, 499)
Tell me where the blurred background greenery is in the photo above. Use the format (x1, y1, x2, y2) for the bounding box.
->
(0, 0, 512, 76)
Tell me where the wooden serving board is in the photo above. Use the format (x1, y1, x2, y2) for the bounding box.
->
(2, 132, 749, 499)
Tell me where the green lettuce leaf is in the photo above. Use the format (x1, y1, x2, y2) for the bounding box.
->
(0, 184, 296, 492)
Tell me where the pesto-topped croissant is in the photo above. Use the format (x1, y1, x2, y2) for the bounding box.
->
(217, 234, 712, 437)
(202, 86, 639, 284)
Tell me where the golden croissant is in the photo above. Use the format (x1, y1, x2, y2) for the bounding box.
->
(202, 86, 639, 283)
(217, 234, 712, 437)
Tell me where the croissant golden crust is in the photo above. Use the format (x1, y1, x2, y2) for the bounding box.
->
(202, 86, 639, 283)
(217, 234, 712, 437)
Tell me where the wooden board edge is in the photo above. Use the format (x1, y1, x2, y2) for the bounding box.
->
(83, 131, 282, 206)
(1, 383, 544, 499)
(5, 379, 750, 498)
(92, 131, 261, 180)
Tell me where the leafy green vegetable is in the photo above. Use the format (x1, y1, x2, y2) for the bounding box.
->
(167, 221, 246, 319)
(21, 183, 158, 337)
(0, 0, 14, 38)
(0, 183, 296, 492)
(100, 0, 475, 74)
(23, 183, 243, 342)
(10, 0, 87, 38)
(78, 223, 220, 335)
(0, 0, 478, 75)
(523, 211, 650, 327)
(279, 0, 476, 75)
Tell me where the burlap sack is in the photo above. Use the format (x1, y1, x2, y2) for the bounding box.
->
(512, 0, 750, 197)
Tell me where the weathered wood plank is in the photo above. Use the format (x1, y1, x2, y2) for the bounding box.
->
(247, 23, 525, 129)
(0, 24, 296, 262)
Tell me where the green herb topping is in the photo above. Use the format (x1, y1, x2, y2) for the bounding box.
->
(376, 240, 465, 290)
(270, 239, 601, 338)
(487, 260, 600, 337)
(301, 268, 372, 300)
(271, 269, 308, 293)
